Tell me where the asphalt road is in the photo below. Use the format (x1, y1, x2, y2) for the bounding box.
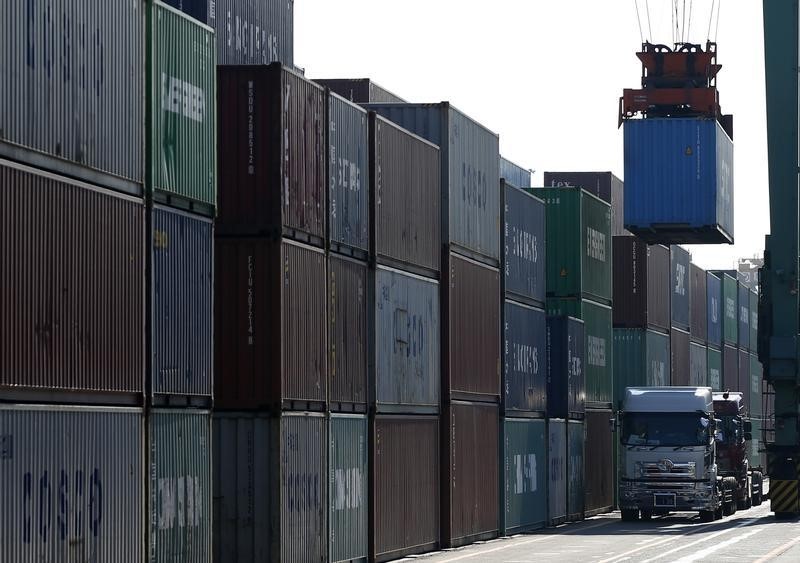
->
(405, 502, 800, 563)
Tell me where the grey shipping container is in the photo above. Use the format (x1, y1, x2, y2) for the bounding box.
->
(329, 414, 368, 563)
(373, 266, 440, 412)
(212, 412, 271, 563)
(328, 93, 369, 255)
(504, 301, 547, 414)
(370, 114, 441, 276)
(373, 414, 439, 561)
(543, 171, 626, 236)
(738, 349, 750, 413)
(0, 405, 143, 563)
(316, 78, 406, 104)
(612, 237, 670, 331)
(149, 409, 212, 563)
(1, 0, 144, 194)
(690, 342, 709, 386)
(442, 402, 500, 547)
(546, 316, 586, 419)
(217, 64, 326, 243)
(708, 346, 722, 391)
(214, 238, 326, 410)
(738, 283, 751, 350)
(613, 328, 670, 408)
(367, 103, 501, 264)
(329, 255, 368, 410)
(444, 252, 501, 402)
(750, 290, 758, 353)
(1, 160, 144, 401)
(502, 418, 547, 534)
(152, 206, 213, 400)
(500, 157, 532, 189)
(584, 410, 614, 515)
(210, 0, 294, 66)
(548, 419, 568, 525)
(567, 419, 585, 521)
(670, 246, 691, 330)
(723, 344, 738, 391)
(707, 273, 723, 347)
(690, 263, 708, 343)
(670, 327, 691, 386)
(503, 182, 546, 305)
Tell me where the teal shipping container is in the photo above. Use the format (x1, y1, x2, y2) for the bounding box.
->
(690, 342, 709, 387)
(710, 272, 739, 345)
(330, 414, 368, 562)
(567, 420, 585, 521)
(749, 418, 763, 469)
(149, 409, 212, 563)
(548, 419, 567, 526)
(750, 354, 763, 419)
(613, 328, 670, 409)
(708, 346, 722, 391)
(502, 418, 547, 534)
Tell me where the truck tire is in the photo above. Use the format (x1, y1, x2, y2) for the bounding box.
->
(751, 472, 763, 506)
(621, 509, 639, 521)
(723, 477, 737, 516)
(640, 509, 653, 521)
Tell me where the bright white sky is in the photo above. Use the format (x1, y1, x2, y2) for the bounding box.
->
(296, 0, 768, 271)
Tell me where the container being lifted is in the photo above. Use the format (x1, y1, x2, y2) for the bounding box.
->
(620, 42, 734, 245)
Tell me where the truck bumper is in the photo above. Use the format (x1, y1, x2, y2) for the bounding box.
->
(619, 482, 717, 512)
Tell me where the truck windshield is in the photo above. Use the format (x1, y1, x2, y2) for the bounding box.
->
(622, 412, 709, 446)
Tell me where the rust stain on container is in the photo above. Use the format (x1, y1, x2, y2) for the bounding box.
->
(214, 237, 326, 410)
(329, 255, 367, 409)
(1, 160, 144, 397)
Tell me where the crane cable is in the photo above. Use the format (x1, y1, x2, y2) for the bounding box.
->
(634, 0, 645, 43)
(707, 0, 716, 41)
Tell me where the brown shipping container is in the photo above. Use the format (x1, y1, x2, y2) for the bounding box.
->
(373, 415, 440, 561)
(444, 252, 501, 401)
(612, 237, 669, 331)
(584, 410, 615, 514)
(670, 328, 691, 386)
(214, 238, 326, 410)
(217, 64, 326, 242)
(442, 402, 500, 547)
(690, 263, 708, 343)
(1, 159, 144, 398)
(371, 114, 441, 276)
(329, 254, 367, 410)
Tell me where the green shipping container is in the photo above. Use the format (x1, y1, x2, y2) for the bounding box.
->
(149, 1, 217, 210)
(749, 290, 758, 353)
(330, 414, 368, 563)
(690, 342, 708, 387)
(708, 346, 722, 391)
(150, 409, 212, 562)
(502, 418, 547, 534)
(567, 419, 585, 521)
(720, 274, 738, 345)
(749, 418, 762, 469)
(548, 297, 613, 408)
(535, 188, 612, 304)
(613, 328, 670, 409)
(750, 354, 763, 419)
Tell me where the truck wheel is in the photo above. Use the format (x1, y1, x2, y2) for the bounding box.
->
(699, 510, 715, 522)
(723, 478, 737, 515)
(714, 505, 724, 520)
(621, 509, 639, 522)
(752, 472, 763, 506)
(640, 509, 653, 521)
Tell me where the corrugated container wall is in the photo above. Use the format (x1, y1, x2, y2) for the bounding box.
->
(613, 329, 670, 407)
(612, 237, 669, 331)
(584, 410, 614, 514)
(738, 349, 751, 413)
(543, 172, 626, 236)
(690, 263, 708, 343)
(738, 283, 750, 350)
(445, 253, 501, 402)
(328, 93, 369, 254)
(750, 291, 758, 353)
(214, 238, 326, 410)
(723, 344, 738, 391)
(1, 161, 144, 397)
(150, 2, 217, 209)
(149, 409, 211, 563)
(152, 206, 213, 398)
(329, 255, 367, 410)
(370, 114, 441, 276)
(504, 301, 547, 414)
(329, 414, 368, 563)
(750, 354, 763, 418)
(712, 273, 739, 345)
(548, 420, 568, 525)
(670, 328, 691, 386)
(536, 188, 612, 304)
(503, 184, 546, 305)
(217, 64, 326, 241)
(212, 412, 271, 563)
(367, 103, 500, 263)
(210, 0, 294, 66)
(707, 273, 723, 347)
(623, 118, 734, 244)
(0, 0, 144, 193)
(373, 267, 440, 412)
(500, 157, 532, 188)
(442, 402, 499, 546)
(567, 420, 585, 520)
(670, 246, 691, 331)
(502, 418, 547, 533)
(708, 347, 722, 390)
(690, 342, 709, 386)
(0, 405, 143, 563)
(373, 415, 440, 561)
(316, 79, 406, 104)
(546, 317, 586, 419)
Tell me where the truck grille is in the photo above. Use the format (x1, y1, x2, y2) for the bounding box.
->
(639, 460, 696, 479)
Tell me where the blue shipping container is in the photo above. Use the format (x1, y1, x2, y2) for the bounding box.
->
(504, 301, 547, 414)
(738, 283, 750, 350)
(366, 103, 500, 263)
(546, 316, 585, 419)
(707, 272, 723, 347)
(623, 118, 733, 244)
(152, 206, 213, 398)
(503, 183, 545, 304)
(500, 157, 531, 189)
(670, 246, 691, 331)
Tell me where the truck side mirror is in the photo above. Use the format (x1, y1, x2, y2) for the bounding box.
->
(609, 418, 617, 432)
(744, 420, 753, 433)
